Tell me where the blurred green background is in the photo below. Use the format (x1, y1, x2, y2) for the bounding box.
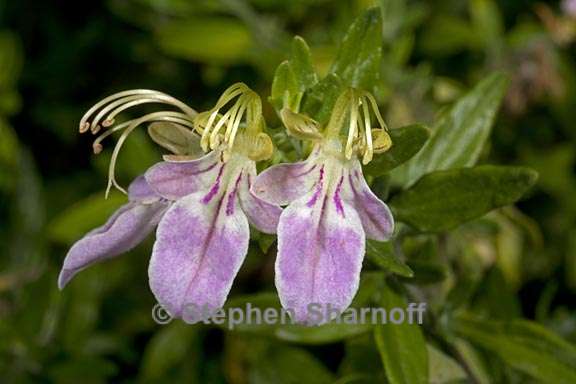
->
(1, 0, 576, 383)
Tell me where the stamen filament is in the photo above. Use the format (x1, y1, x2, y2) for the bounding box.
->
(208, 109, 234, 149)
(105, 111, 195, 197)
(345, 94, 359, 159)
(79, 90, 160, 133)
(226, 95, 249, 149)
(361, 98, 373, 164)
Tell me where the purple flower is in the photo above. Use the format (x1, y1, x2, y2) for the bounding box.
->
(59, 84, 281, 321)
(252, 89, 395, 323)
(58, 175, 170, 289)
(146, 148, 281, 319)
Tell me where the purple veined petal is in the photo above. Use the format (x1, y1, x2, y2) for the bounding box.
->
(128, 175, 160, 203)
(58, 201, 169, 289)
(149, 182, 250, 321)
(237, 163, 282, 234)
(346, 161, 394, 241)
(145, 150, 222, 200)
(251, 149, 321, 206)
(276, 176, 366, 324)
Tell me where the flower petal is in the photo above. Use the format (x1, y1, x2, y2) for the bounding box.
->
(276, 184, 365, 324)
(145, 150, 222, 200)
(58, 201, 169, 289)
(251, 160, 319, 205)
(238, 164, 282, 234)
(347, 162, 394, 241)
(149, 184, 249, 321)
(128, 175, 160, 203)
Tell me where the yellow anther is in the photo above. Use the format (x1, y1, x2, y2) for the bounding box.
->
(371, 129, 392, 153)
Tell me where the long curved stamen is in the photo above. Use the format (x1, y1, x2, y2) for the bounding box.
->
(80, 89, 198, 196)
(79, 90, 159, 133)
(223, 94, 245, 142)
(345, 93, 359, 160)
(208, 108, 234, 149)
(105, 111, 196, 197)
(226, 95, 252, 149)
(325, 88, 390, 163)
(91, 95, 193, 134)
(198, 85, 247, 150)
(92, 112, 195, 154)
(80, 90, 196, 134)
(365, 92, 389, 132)
(196, 83, 264, 154)
(89, 95, 157, 134)
(361, 97, 373, 164)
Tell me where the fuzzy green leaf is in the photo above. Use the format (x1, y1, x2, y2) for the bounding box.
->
(270, 61, 299, 111)
(393, 73, 508, 186)
(290, 36, 318, 91)
(331, 8, 383, 90)
(270, 36, 317, 112)
(390, 165, 538, 232)
(301, 73, 345, 124)
(374, 280, 428, 384)
(364, 124, 430, 177)
(455, 314, 576, 383)
(366, 240, 414, 278)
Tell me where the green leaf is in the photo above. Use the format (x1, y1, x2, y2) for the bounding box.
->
(393, 73, 508, 186)
(155, 18, 252, 63)
(455, 314, 576, 383)
(339, 334, 385, 383)
(0, 118, 19, 192)
(48, 192, 127, 244)
(140, 323, 199, 382)
(366, 240, 414, 278)
(290, 36, 318, 92)
(374, 280, 428, 384)
(48, 356, 118, 382)
(364, 124, 430, 177)
(270, 61, 299, 111)
(301, 73, 345, 124)
(270, 36, 317, 112)
(427, 344, 467, 384)
(470, 0, 504, 54)
(331, 8, 382, 90)
(390, 165, 538, 232)
(224, 292, 281, 334)
(420, 15, 481, 55)
(403, 260, 447, 285)
(250, 344, 334, 384)
(453, 339, 492, 384)
(275, 322, 372, 345)
(0, 31, 23, 89)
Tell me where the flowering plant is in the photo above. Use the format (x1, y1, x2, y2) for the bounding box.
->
(5, 2, 573, 382)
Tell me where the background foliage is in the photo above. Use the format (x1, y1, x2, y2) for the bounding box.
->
(1, 0, 576, 383)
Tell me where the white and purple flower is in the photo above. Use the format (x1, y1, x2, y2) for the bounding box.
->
(59, 84, 281, 321)
(252, 89, 395, 323)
